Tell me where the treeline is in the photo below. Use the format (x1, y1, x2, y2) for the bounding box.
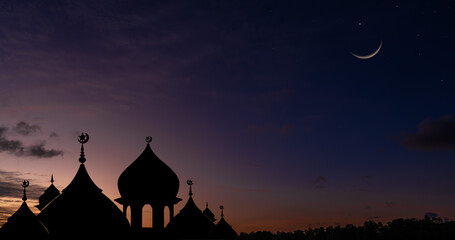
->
(239, 217, 455, 240)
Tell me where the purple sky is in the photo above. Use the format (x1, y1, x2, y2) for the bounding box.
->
(1, 1, 455, 233)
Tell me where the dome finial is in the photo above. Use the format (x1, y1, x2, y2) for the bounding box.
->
(21, 180, 29, 202)
(51, 174, 54, 184)
(220, 205, 224, 218)
(77, 133, 89, 163)
(187, 179, 193, 197)
(145, 136, 152, 144)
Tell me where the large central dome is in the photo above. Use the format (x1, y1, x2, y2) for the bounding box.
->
(117, 140, 179, 205)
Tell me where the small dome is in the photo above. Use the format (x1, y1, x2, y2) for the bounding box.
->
(0, 181, 49, 240)
(166, 197, 215, 239)
(209, 217, 238, 239)
(166, 181, 215, 239)
(117, 141, 179, 205)
(203, 203, 216, 222)
(36, 175, 60, 211)
(0, 202, 49, 239)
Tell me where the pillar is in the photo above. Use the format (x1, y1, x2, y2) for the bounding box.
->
(152, 205, 164, 230)
(130, 204, 143, 230)
(169, 204, 174, 221)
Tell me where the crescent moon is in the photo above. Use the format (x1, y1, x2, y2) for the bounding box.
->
(351, 41, 382, 59)
(22, 180, 29, 188)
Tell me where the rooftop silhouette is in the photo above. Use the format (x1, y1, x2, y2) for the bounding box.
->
(37, 133, 130, 239)
(35, 175, 60, 211)
(209, 206, 238, 239)
(1, 133, 238, 239)
(116, 136, 181, 231)
(203, 203, 217, 222)
(166, 180, 216, 239)
(0, 181, 49, 240)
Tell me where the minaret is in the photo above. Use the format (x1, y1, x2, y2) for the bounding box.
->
(36, 175, 60, 211)
(203, 202, 216, 222)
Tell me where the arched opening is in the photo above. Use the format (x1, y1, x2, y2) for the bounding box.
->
(126, 205, 132, 225)
(142, 204, 153, 228)
(164, 205, 170, 227)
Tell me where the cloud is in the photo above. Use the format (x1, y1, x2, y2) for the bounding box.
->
(49, 132, 59, 138)
(0, 169, 46, 225)
(13, 121, 41, 136)
(400, 116, 455, 151)
(0, 169, 46, 200)
(26, 143, 63, 158)
(315, 175, 327, 183)
(312, 175, 328, 189)
(0, 123, 63, 158)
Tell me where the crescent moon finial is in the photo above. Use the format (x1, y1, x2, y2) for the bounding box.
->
(78, 133, 89, 144)
(78, 133, 89, 163)
(187, 179, 193, 196)
(21, 180, 29, 202)
(22, 180, 29, 188)
(145, 136, 152, 143)
(220, 205, 224, 218)
(187, 179, 193, 186)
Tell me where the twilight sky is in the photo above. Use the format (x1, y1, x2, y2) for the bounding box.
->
(1, 0, 455, 233)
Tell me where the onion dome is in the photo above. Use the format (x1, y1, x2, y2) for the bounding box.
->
(203, 203, 216, 222)
(117, 137, 180, 205)
(37, 133, 130, 239)
(35, 175, 60, 211)
(0, 180, 49, 240)
(166, 180, 215, 239)
(209, 206, 238, 239)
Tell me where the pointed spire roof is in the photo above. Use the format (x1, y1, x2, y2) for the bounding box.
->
(117, 136, 180, 205)
(38, 133, 129, 239)
(166, 180, 215, 239)
(0, 181, 49, 239)
(203, 202, 216, 222)
(36, 175, 60, 211)
(209, 206, 238, 239)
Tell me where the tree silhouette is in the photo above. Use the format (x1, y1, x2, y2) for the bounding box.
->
(239, 217, 455, 240)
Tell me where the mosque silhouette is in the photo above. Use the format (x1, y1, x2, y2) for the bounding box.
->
(0, 134, 237, 239)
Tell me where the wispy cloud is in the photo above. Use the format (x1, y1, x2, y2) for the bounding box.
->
(312, 175, 328, 189)
(0, 169, 45, 225)
(13, 121, 41, 136)
(400, 116, 455, 151)
(0, 169, 46, 200)
(0, 122, 63, 158)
